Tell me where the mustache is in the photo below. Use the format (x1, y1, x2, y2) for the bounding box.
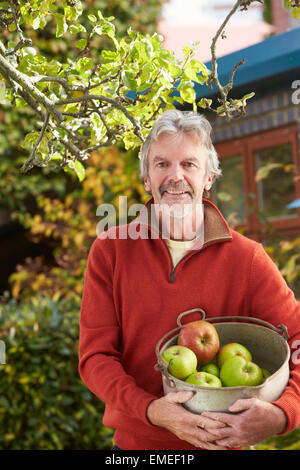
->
(160, 183, 193, 195)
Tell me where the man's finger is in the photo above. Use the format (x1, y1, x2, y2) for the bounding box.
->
(201, 410, 236, 426)
(197, 440, 229, 450)
(165, 390, 194, 404)
(196, 415, 227, 429)
(214, 437, 240, 448)
(228, 398, 256, 413)
(190, 425, 229, 450)
(203, 424, 233, 439)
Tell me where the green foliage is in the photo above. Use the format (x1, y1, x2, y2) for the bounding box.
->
(254, 426, 300, 450)
(0, 3, 165, 447)
(0, 294, 114, 449)
(219, 157, 300, 299)
(262, 0, 272, 24)
(284, 0, 300, 19)
(0, 292, 300, 450)
(0, 0, 299, 451)
(0, 0, 169, 178)
(263, 236, 300, 299)
(0, 152, 69, 214)
(3, 145, 146, 300)
(253, 161, 300, 298)
(0, 1, 255, 177)
(198, 92, 255, 116)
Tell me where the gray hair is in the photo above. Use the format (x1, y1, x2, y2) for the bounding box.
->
(139, 109, 222, 183)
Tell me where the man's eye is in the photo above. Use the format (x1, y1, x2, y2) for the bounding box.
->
(184, 162, 195, 167)
(157, 162, 167, 167)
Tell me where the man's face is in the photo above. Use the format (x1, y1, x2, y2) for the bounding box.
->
(144, 131, 213, 218)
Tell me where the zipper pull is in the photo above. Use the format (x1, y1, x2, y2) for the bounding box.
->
(170, 269, 175, 283)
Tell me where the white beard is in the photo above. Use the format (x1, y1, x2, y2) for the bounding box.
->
(159, 202, 194, 219)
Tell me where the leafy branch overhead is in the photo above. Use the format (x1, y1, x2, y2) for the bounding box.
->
(0, 0, 297, 179)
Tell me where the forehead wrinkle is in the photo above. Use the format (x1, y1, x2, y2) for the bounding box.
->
(148, 131, 209, 170)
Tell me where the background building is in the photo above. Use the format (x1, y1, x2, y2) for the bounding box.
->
(159, 1, 300, 241)
(158, 0, 273, 62)
(200, 28, 300, 242)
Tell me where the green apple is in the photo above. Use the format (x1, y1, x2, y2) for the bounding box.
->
(185, 371, 222, 387)
(199, 362, 220, 378)
(217, 342, 252, 368)
(262, 368, 272, 380)
(220, 356, 264, 387)
(161, 345, 197, 380)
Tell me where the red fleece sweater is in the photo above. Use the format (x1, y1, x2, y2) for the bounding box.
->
(78, 198, 300, 450)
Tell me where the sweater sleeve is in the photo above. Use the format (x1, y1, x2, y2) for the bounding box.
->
(248, 243, 300, 434)
(78, 237, 157, 425)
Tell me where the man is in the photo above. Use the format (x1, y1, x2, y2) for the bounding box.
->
(79, 109, 300, 450)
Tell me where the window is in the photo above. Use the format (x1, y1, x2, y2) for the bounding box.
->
(214, 124, 300, 240)
(213, 154, 246, 225)
(254, 143, 297, 220)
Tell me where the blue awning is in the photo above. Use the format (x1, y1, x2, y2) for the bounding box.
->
(195, 27, 300, 99)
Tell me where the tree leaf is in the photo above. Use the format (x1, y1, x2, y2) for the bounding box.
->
(88, 14, 97, 22)
(179, 82, 196, 104)
(291, 7, 300, 19)
(75, 39, 87, 50)
(75, 57, 93, 73)
(284, 0, 293, 11)
(197, 98, 212, 109)
(182, 45, 193, 58)
(241, 91, 255, 104)
(90, 112, 107, 144)
(65, 160, 86, 182)
(55, 13, 68, 38)
(122, 71, 137, 91)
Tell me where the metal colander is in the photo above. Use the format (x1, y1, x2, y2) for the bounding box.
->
(155, 308, 290, 413)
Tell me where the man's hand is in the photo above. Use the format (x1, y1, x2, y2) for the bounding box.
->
(146, 390, 228, 450)
(201, 398, 288, 448)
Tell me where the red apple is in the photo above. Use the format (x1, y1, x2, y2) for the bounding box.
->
(177, 320, 220, 365)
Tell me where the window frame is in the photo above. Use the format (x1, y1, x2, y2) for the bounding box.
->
(214, 124, 300, 240)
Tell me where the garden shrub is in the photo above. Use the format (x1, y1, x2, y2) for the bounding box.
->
(0, 294, 113, 449)
(4, 145, 146, 301)
(1, 293, 300, 450)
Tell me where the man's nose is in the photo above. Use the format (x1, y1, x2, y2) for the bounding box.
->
(167, 164, 185, 182)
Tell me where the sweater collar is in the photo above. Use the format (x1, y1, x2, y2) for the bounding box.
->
(132, 197, 232, 247)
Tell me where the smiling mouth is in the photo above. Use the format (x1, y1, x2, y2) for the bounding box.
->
(163, 190, 191, 197)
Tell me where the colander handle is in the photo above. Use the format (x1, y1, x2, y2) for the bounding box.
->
(176, 309, 289, 341)
(154, 362, 177, 389)
(176, 308, 206, 327)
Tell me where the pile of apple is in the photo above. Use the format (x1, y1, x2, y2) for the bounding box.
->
(161, 319, 271, 387)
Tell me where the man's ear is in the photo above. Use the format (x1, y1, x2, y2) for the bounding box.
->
(144, 177, 151, 193)
(204, 173, 213, 191)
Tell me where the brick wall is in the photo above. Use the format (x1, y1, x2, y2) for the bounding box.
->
(271, 0, 291, 34)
